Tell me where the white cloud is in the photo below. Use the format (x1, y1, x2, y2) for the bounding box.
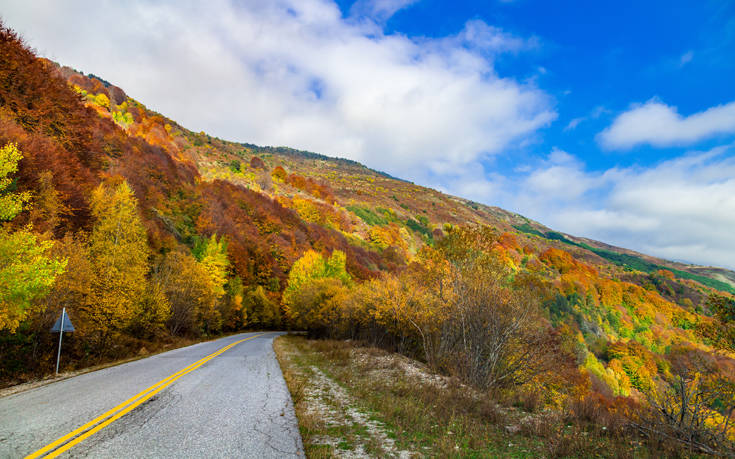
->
(563, 106, 606, 132)
(523, 148, 597, 201)
(507, 144, 735, 269)
(350, 0, 418, 22)
(599, 99, 735, 149)
(564, 117, 584, 131)
(454, 19, 536, 55)
(1, 0, 554, 181)
(679, 50, 694, 66)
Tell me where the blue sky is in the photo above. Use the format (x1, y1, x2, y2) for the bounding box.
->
(367, 0, 735, 171)
(4, 0, 735, 268)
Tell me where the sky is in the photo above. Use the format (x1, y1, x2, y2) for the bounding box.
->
(3, 0, 735, 268)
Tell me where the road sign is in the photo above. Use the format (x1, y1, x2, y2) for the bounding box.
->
(51, 308, 74, 375)
(51, 310, 75, 332)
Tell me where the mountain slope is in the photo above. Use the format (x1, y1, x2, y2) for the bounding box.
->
(2, 21, 735, 415)
(56, 61, 735, 296)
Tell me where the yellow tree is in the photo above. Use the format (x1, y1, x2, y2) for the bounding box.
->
(0, 143, 66, 332)
(282, 249, 351, 330)
(195, 235, 229, 297)
(192, 235, 229, 333)
(0, 142, 30, 220)
(87, 179, 149, 342)
(154, 248, 224, 336)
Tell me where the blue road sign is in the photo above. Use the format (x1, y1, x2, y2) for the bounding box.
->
(51, 312, 75, 333)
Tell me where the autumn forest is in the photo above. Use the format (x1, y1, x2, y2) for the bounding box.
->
(3, 21, 735, 456)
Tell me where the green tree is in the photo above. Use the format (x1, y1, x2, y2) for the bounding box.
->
(0, 143, 65, 332)
(0, 229, 67, 331)
(244, 286, 280, 329)
(0, 142, 30, 220)
(192, 235, 229, 333)
(219, 276, 247, 331)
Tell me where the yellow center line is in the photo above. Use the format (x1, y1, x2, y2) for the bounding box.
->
(25, 333, 268, 459)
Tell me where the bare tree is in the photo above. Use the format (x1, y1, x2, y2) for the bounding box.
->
(436, 226, 569, 390)
(632, 358, 735, 456)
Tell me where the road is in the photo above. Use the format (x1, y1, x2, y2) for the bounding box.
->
(0, 332, 304, 458)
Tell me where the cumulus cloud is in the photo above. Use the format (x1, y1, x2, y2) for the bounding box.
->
(1, 0, 554, 180)
(508, 144, 735, 269)
(599, 99, 735, 149)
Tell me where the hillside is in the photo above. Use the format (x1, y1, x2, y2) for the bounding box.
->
(56, 61, 735, 297)
(3, 21, 735, 455)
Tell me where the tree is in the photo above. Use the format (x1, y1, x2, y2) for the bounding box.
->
(632, 349, 735, 456)
(128, 283, 170, 339)
(435, 226, 568, 390)
(0, 228, 67, 331)
(193, 234, 230, 297)
(282, 249, 351, 327)
(0, 142, 30, 221)
(0, 143, 65, 332)
(284, 277, 346, 332)
(192, 235, 229, 333)
(219, 276, 247, 331)
(44, 233, 95, 334)
(87, 179, 149, 340)
(244, 286, 280, 329)
(28, 171, 65, 234)
(155, 248, 224, 336)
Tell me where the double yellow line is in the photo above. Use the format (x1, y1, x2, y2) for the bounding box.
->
(26, 333, 266, 459)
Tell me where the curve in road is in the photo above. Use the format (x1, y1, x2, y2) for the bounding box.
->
(0, 332, 304, 458)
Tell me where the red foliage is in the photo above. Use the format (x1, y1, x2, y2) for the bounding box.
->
(0, 20, 395, 298)
(286, 173, 335, 203)
(249, 156, 266, 169)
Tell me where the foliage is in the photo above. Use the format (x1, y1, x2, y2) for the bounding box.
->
(632, 354, 735, 456)
(516, 225, 735, 294)
(283, 250, 351, 329)
(154, 248, 224, 336)
(219, 276, 246, 331)
(0, 142, 31, 221)
(0, 227, 67, 332)
(346, 205, 388, 226)
(87, 179, 149, 337)
(192, 234, 230, 298)
(243, 285, 280, 329)
(128, 282, 170, 339)
(0, 142, 65, 332)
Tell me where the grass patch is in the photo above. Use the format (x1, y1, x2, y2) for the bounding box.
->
(274, 335, 647, 458)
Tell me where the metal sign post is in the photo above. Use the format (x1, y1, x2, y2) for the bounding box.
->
(55, 308, 65, 375)
(51, 308, 75, 375)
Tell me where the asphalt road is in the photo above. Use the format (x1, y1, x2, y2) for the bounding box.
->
(0, 332, 304, 458)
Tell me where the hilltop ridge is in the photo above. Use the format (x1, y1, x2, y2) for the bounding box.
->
(55, 62, 735, 297)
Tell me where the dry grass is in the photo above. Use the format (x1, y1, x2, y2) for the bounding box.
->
(275, 335, 664, 458)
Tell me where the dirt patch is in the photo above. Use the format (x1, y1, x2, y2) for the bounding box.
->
(275, 337, 417, 458)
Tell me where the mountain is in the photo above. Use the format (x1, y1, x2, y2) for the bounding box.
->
(52, 61, 735, 296)
(2, 20, 735, 417)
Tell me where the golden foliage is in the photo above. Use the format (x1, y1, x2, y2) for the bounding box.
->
(87, 178, 149, 333)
